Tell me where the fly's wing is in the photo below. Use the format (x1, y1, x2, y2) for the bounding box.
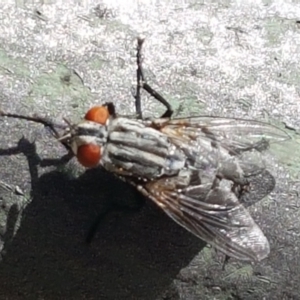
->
(153, 116, 289, 179)
(138, 172, 270, 262)
(154, 116, 289, 154)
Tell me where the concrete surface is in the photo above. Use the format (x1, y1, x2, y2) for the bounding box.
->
(0, 0, 300, 299)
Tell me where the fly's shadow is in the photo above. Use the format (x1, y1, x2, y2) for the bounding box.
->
(0, 138, 205, 300)
(0, 136, 276, 299)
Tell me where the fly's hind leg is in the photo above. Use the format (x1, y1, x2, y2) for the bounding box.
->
(216, 158, 249, 186)
(133, 37, 174, 119)
(207, 159, 251, 206)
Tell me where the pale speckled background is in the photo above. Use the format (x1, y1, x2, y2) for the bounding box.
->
(0, 0, 300, 299)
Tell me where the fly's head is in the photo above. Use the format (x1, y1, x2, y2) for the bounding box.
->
(59, 106, 111, 168)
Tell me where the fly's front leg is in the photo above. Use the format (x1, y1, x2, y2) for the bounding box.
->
(1, 110, 65, 141)
(0, 136, 73, 168)
(135, 37, 174, 119)
(0, 109, 74, 166)
(0, 110, 70, 150)
(39, 152, 74, 167)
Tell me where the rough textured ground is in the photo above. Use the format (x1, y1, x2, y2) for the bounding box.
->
(0, 0, 300, 299)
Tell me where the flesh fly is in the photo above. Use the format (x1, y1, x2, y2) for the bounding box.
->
(0, 38, 290, 262)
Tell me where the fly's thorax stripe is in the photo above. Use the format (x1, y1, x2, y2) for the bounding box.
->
(108, 131, 170, 157)
(76, 121, 108, 139)
(106, 143, 167, 168)
(109, 117, 146, 131)
(109, 118, 171, 142)
(101, 143, 164, 178)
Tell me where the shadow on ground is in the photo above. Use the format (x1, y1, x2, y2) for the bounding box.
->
(0, 139, 204, 300)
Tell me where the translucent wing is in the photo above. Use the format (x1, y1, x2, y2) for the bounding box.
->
(136, 170, 270, 262)
(154, 116, 289, 154)
(152, 116, 289, 180)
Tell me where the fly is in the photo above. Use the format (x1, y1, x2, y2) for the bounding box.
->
(0, 38, 290, 262)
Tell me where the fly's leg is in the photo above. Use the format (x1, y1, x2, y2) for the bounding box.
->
(0, 109, 73, 156)
(39, 152, 74, 167)
(1, 110, 62, 139)
(216, 158, 249, 186)
(0, 110, 74, 167)
(0, 136, 73, 171)
(212, 168, 250, 202)
(210, 161, 250, 204)
(135, 38, 143, 119)
(135, 37, 174, 119)
(231, 182, 250, 198)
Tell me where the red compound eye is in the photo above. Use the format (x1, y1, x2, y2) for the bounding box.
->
(77, 144, 101, 168)
(84, 106, 109, 125)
